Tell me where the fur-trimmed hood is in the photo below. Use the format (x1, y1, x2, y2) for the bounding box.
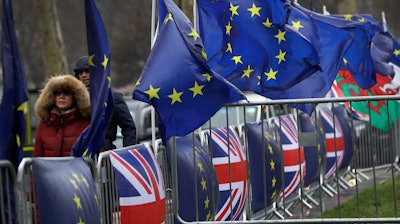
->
(35, 74, 90, 121)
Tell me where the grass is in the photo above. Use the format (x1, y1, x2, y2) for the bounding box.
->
(322, 174, 400, 218)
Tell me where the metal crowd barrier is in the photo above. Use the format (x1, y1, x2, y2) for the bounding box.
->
(7, 95, 400, 223)
(16, 157, 96, 224)
(0, 160, 18, 224)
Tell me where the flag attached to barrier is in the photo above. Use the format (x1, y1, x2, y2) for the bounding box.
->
(0, 0, 28, 167)
(165, 134, 220, 222)
(245, 121, 283, 213)
(109, 143, 166, 224)
(32, 158, 100, 224)
(335, 70, 400, 131)
(196, 0, 320, 94)
(207, 126, 247, 221)
(72, 0, 114, 157)
(274, 114, 305, 200)
(333, 105, 356, 169)
(319, 107, 345, 179)
(133, 0, 244, 143)
(298, 112, 326, 187)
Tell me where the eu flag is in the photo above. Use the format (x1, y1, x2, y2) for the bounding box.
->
(32, 158, 101, 224)
(0, 0, 28, 168)
(332, 13, 395, 77)
(264, 2, 353, 114)
(133, 0, 245, 143)
(196, 0, 320, 94)
(245, 121, 283, 213)
(316, 13, 378, 88)
(165, 134, 220, 222)
(72, 0, 114, 157)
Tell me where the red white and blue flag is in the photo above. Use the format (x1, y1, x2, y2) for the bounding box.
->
(109, 143, 166, 224)
(319, 107, 345, 179)
(274, 114, 305, 200)
(208, 126, 247, 221)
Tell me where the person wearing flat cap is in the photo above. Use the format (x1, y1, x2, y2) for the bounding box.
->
(73, 56, 137, 150)
(33, 74, 91, 157)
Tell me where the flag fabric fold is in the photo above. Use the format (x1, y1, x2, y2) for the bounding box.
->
(72, 0, 114, 157)
(0, 0, 29, 168)
(32, 158, 101, 224)
(109, 143, 166, 223)
(133, 0, 245, 143)
(196, 0, 321, 94)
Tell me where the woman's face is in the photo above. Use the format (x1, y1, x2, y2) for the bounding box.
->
(54, 89, 74, 112)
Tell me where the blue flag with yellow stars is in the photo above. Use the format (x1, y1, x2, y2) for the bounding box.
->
(32, 158, 101, 224)
(72, 0, 114, 157)
(196, 0, 321, 94)
(165, 134, 219, 222)
(0, 0, 28, 168)
(133, 0, 245, 143)
(263, 2, 354, 114)
(312, 13, 378, 89)
(331, 13, 395, 78)
(245, 121, 283, 214)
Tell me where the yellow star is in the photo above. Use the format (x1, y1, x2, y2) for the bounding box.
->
(201, 48, 207, 60)
(268, 144, 273, 154)
(291, 20, 304, 31)
(342, 57, 348, 65)
(197, 161, 204, 172)
(135, 77, 141, 86)
(77, 217, 85, 224)
(242, 65, 253, 78)
(247, 3, 261, 17)
(274, 29, 286, 44)
(189, 81, 204, 98)
(257, 75, 261, 85)
(188, 27, 200, 41)
(88, 54, 95, 67)
(206, 211, 211, 221)
(203, 72, 212, 82)
(270, 159, 275, 170)
(101, 54, 109, 69)
(226, 21, 232, 35)
(226, 43, 232, 53)
(204, 196, 210, 209)
(394, 49, 400, 56)
(264, 68, 278, 80)
(229, 3, 239, 17)
(70, 178, 78, 189)
(73, 193, 82, 209)
(262, 18, 273, 28)
(72, 172, 80, 182)
(145, 84, 160, 100)
(167, 88, 183, 105)
(164, 13, 173, 24)
(275, 49, 286, 64)
(82, 177, 89, 188)
(231, 55, 243, 64)
(358, 17, 365, 22)
(201, 177, 207, 190)
(271, 190, 277, 200)
(344, 14, 353, 21)
(272, 176, 277, 187)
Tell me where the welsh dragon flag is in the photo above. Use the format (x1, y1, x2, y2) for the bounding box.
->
(332, 69, 400, 131)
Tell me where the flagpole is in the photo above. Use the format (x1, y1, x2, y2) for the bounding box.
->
(381, 11, 388, 32)
(151, 0, 157, 150)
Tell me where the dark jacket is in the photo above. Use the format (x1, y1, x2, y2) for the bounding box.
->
(103, 89, 137, 150)
(33, 75, 91, 157)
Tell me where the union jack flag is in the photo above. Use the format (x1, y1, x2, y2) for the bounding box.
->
(319, 108, 345, 179)
(207, 126, 247, 221)
(274, 114, 305, 200)
(109, 143, 166, 223)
